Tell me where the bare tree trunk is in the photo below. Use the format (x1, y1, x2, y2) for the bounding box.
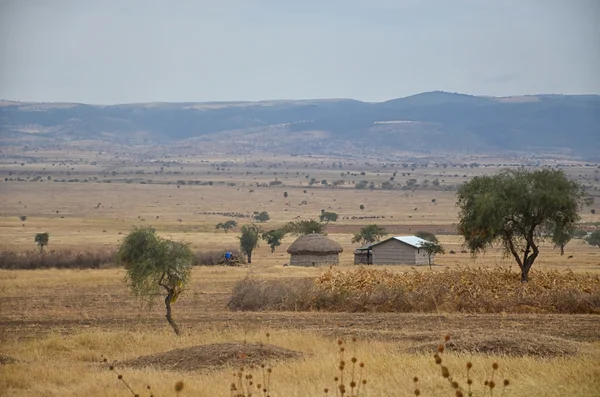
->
(560, 244, 565, 256)
(247, 251, 252, 264)
(164, 290, 180, 335)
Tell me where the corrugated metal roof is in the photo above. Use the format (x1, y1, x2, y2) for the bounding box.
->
(355, 235, 431, 250)
(392, 236, 430, 248)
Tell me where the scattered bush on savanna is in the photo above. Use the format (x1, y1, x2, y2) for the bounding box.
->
(193, 249, 247, 266)
(0, 248, 118, 269)
(228, 267, 600, 314)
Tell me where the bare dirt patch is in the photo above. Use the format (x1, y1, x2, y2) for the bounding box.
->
(120, 342, 303, 371)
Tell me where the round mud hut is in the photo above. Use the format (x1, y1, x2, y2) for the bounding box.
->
(287, 234, 343, 266)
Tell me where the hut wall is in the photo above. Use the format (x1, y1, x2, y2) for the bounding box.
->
(354, 251, 372, 265)
(371, 239, 418, 265)
(415, 248, 430, 265)
(290, 253, 339, 267)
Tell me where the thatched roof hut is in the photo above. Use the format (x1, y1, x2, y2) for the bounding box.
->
(287, 234, 343, 266)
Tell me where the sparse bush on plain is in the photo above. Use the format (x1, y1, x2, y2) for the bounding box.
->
(228, 267, 600, 314)
(0, 248, 117, 269)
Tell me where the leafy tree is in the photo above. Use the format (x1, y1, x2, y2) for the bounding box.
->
(118, 227, 194, 335)
(262, 229, 286, 253)
(319, 210, 338, 223)
(415, 231, 439, 244)
(34, 232, 49, 253)
(284, 219, 326, 236)
(552, 226, 573, 256)
(215, 220, 238, 233)
(587, 230, 600, 248)
(239, 224, 262, 263)
(421, 241, 445, 269)
(253, 211, 270, 223)
(352, 224, 387, 245)
(359, 204, 365, 211)
(19, 215, 27, 222)
(572, 229, 588, 239)
(457, 169, 583, 282)
(283, 191, 288, 198)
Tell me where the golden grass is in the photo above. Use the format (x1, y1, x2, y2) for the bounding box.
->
(1, 329, 599, 397)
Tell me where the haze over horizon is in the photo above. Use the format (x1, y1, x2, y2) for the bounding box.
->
(1, 0, 599, 104)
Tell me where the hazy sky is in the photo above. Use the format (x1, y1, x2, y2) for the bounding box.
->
(1, 0, 599, 103)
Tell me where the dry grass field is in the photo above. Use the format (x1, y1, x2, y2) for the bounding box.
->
(1, 151, 600, 396)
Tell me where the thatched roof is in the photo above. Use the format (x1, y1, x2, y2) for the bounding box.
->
(287, 234, 343, 255)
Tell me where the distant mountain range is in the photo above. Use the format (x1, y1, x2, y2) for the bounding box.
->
(1, 91, 599, 159)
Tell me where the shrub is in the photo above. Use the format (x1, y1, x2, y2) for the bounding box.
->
(0, 248, 117, 269)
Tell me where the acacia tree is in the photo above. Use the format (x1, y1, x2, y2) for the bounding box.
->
(457, 169, 583, 282)
(284, 219, 326, 236)
(239, 224, 262, 263)
(352, 224, 387, 245)
(215, 220, 238, 233)
(262, 229, 286, 253)
(421, 241, 445, 269)
(552, 226, 573, 256)
(319, 210, 338, 223)
(34, 232, 49, 253)
(118, 227, 194, 335)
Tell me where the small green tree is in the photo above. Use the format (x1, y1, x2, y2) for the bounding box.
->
(118, 227, 194, 335)
(552, 226, 573, 256)
(319, 210, 338, 223)
(359, 204, 365, 211)
(352, 224, 387, 245)
(421, 241, 445, 269)
(239, 224, 262, 263)
(19, 215, 27, 222)
(262, 229, 286, 253)
(284, 219, 326, 236)
(253, 211, 270, 223)
(456, 169, 583, 282)
(415, 231, 439, 244)
(34, 232, 49, 253)
(283, 191, 288, 198)
(215, 220, 238, 233)
(587, 230, 600, 248)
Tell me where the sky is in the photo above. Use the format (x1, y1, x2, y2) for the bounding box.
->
(0, 0, 599, 104)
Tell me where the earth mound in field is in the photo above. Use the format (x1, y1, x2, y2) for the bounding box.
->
(408, 332, 581, 358)
(120, 342, 303, 371)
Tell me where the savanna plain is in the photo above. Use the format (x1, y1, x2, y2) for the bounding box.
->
(1, 147, 599, 396)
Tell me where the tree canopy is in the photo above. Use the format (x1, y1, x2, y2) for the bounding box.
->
(283, 219, 326, 236)
(215, 220, 238, 233)
(34, 232, 49, 253)
(239, 224, 262, 263)
(262, 229, 286, 253)
(253, 211, 270, 223)
(319, 210, 339, 223)
(456, 169, 583, 282)
(117, 227, 194, 335)
(352, 224, 388, 245)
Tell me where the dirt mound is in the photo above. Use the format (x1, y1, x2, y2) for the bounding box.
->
(407, 332, 581, 358)
(0, 355, 17, 365)
(120, 342, 303, 371)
